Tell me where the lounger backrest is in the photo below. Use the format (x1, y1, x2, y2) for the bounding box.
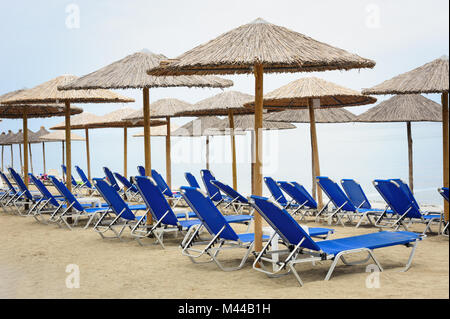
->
(93, 178, 135, 220)
(137, 165, 146, 177)
(151, 169, 174, 197)
(185, 172, 201, 189)
(8, 168, 33, 200)
(341, 179, 372, 209)
(373, 179, 422, 219)
(28, 173, 59, 207)
(210, 180, 248, 204)
(439, 187, 449, 202)
(49, 175, 85, 212)
(278, 181, 316, 209)
(135, 176, 179, 226)
(316, 176, 356, 212)
(103, 167, 120, 192)
(61, 165, 77, 186)
(180, 186, 238, 241)
(200, 169, 223, 202)
(264, 177, 288, 206)
(114, 172, 137, 192)
(249, 195, 321, 251)
(0, 171, 16, 194)
(390, 179, 420, 211)
(75, 166, 92, 189)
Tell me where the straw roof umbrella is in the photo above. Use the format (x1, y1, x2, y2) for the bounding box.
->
(147, 18, 375, 251)
(1, 88, 83, 185)
(172, 116, 245, 171)
(0, 75, 134, 191)
(58, 50, 233, 185)
(246, 77, 375, 206)
(171, 91, 255, 189)
(357, 94, 442, 193)
(362, 56, 449, 221)
(10, 129, 39, 175)
(1, 130, 16, 171)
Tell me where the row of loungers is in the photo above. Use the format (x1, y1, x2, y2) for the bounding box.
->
(1, 166, 448, 286)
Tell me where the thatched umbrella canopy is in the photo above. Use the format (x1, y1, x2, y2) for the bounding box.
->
(58, 51, 232, 193)
(1, 75, 134, 191)
(173, 91, 255, 189)
(147, 18, 375, 251)
(172, 116, 245, 171)
(357, 94, 442, 192)
(264, 107, 357, 123)
(1, 89, 84, 183)
(362, 56, 449, 221)
(245, 77, 375, 205)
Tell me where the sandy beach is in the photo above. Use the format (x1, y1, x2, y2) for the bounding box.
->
(0, 198, 448, 299)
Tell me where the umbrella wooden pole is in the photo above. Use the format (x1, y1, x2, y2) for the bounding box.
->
(124, 126, 128, 178)
(308, 99, 323, 208)
(28, 143, 34, 175)
(253, 63, 263, 253)
(406, 122, 414, 193)
(165, 117, 172, 189)
(442, 92, 449, 221)
(85, 128, 91, 181)
(143, 88, 152, 224)
(19, 144, 23, 175)
(228, 109, 238, 190)
(10, 145, 13, 170)
(1, 145, 3, 172)
(42, 142, 46, 175)
(62, 141, 65, 180)
(65, 102, 72, 192)
(206, 136, 210, 170)
(23, 112, 29, 186)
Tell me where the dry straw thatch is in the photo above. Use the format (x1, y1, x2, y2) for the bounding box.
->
(217, 114, 296, 130)
(124, 98, 193, 121)
(59, 50, 233, 90)
(362, 56, 449, 95)
(264, 107, 357, 123)
(0, 132, 6, 145)
(10, 129, 39, 144)
(172, 116, 245, 137)
(147, 18, 375, 76)
(38, 131, 85, 142)
(50, 112, 104, 130)
(133, 123, 181, 137)
(175, 91, 255, 116)
(245, 77, 376, 109)
(1, 131, 16, 145)
(0, 75, 135, 104)
(356, 94, 442, 123)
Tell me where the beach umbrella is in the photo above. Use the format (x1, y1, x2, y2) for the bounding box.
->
(0, 75, 134, 191)
(58, 50, 233, 183)
(362, 56, 449, 220)
(357, 94, 442, 193)
(123, 98, 192, 187)
(172, 116, 245, 171)
(1, 130, 16, 170)
(174, 91, 256, 190)
(147, 18, 375, 251)
(38, 131, 85, 173)
(10, 129, 38, 175)
(1, 89, 83, 185)
(32, 127, 51, 175)
(249, 77, 375, 204)
(50, 112, 103, 181)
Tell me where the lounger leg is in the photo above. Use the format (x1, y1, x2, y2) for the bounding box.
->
(288, 263, 304, 287)
(325, 249, 383, 281)
(402, 240, 419, 272)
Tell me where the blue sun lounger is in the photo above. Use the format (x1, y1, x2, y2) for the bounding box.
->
(341, 179, 391, 212)
(103, 167, 121, 193)
(210, 180, 252, 214)
(92, 178, 149, 241)
(200, 169, 232, 206)
(0, 171, 19, 210)
(151, 169, 184, 207)
(264, 176, 297, 209)
(185, 172, 201, 189)
(75, 165, 97, 194)
(438, 187, 449, 235)
(7, 168, 42, 215)
(49, 175, 108, 229)
(62, 165, 80, 193)
(137, 165, 146, 177)
(277, 181, 317, 219)
(373, 179, 442, 235)
(180, 186, 266, 271)
(316, 176, 384, 227)
(249, 195, 422, 286)
(113, 172, 140, 201)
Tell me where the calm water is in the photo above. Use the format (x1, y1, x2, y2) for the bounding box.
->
(6, 120, 444, 206)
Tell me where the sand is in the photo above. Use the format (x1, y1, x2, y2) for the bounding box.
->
(0, 201, 448, 299)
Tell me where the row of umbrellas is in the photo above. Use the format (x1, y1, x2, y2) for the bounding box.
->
(0, 18, 448, 250)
